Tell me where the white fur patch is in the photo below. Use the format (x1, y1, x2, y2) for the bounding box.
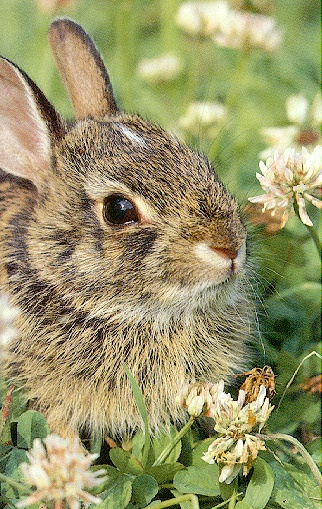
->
(193, 241, 246, 285)
(194, 243, 232, 269)
(118, 124, 146, 146)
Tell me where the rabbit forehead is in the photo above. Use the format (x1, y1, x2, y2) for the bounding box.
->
(62, 117, 227, 200)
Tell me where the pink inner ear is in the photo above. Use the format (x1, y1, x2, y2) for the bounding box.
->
(0, 60, 51, 186)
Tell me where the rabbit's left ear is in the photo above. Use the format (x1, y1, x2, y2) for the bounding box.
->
(49, 17, 119, 120)
(0, 58, 64, 187)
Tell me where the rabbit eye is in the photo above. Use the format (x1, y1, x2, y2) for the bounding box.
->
(103, 194, 139, 225)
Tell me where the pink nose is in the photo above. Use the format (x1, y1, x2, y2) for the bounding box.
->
(210, 247, 238, 260)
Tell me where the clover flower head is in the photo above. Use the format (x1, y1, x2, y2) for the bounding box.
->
(17, 434, 106, 509)
(137, 54, 183, 84)
(249, 145, 322, 227)
(176, 380, 224, 417)
(214, 10, 282, 52)
(202, 383, 274, 484)
(179, 101, 226, 137)
(175, 1, 282, 52)
(176, 2, 230, 37)
(260, 93, 322, 159)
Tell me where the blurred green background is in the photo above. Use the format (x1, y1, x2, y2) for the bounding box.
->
(0, 0, 320, 439)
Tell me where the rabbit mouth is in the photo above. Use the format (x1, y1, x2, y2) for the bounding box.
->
(192, 240, 246, 285)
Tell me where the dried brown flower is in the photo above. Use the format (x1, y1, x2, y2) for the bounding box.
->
(237, 366, 276, 404)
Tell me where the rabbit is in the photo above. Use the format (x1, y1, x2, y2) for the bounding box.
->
(0, 18, 254, 439)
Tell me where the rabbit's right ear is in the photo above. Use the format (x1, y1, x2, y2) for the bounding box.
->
(48, 18, 119, 120)
(0, 58, 65, 188)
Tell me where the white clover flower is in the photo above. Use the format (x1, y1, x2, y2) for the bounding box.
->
(202, 383, 274, 484)
(17, 434, 106, 509)
(176, 1, 230, 37)
(249, 145, 322, 227)
(0, 293, 20, 351)
(175, 1, 282, 53)
(137, 54, 183, 84)
(286, 94, 309, 125)
(179, 101, 226, 137)
(260, 93, 322, 159)
(213, 10, 282, 52)
(176, 380, 223, 418)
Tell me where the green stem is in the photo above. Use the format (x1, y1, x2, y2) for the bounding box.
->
(114, 1, 137, 110)
(159, 0, 180, 52)
(258, 433, 322, 486)
(305, 223, 321, 257)
(228, 489, 238, 509)
(148, 493, 200, 509)
(0, 472, 31, 495)
(293, 200, 321, 258)
(152, 417, 195, 466)
(208, 49, 249, 191)
(211, 493, 243, 509)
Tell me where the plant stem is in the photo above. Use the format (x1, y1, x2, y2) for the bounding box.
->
(147, 493, 200, 509)
(293, 200, 321, 258)
(305, 223, 322, 257)
(210, 493, 243, 509)
(208, 50, 249, 165)
(159, 0, 180, 52)
(228, 489, 238, 509)
(258, 433, 322, 486)
(0, 472, 31, 495)
(152, 417, 195, 466)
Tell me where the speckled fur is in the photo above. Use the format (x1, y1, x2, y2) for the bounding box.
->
(0, 19, 254, 438)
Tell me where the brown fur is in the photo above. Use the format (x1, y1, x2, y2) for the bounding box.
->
(0, 18, 254, 438)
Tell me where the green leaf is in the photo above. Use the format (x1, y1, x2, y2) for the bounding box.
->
(152, 425, 182, 465)
(0, 443, 12, 463)
(131, 474, 159, 508)
(191, 437, 216, 466)
(1, 448, 28, 502)
(173, 464, 220, 496)
(16, 410, 49, 449)
(269, 460, 320, 509)
(219, 476, 238, 503)
(235, 502, 253, 509)
(124, 366, 151, 467)
(96, 466, 132, 509)
(242, 457, 274, 509)
(4, 448, 27, 480)
(109, 448, 144, 476)
(131, 431, 146, 461)
(282, 462, 321, 500)
(178, 433, 193, 467)
(305, 438, 321, 467)
(131, 430, 156, 466)
(146, 462, 185, 484)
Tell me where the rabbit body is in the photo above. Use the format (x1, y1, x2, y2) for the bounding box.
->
(0, 19, 253, 438)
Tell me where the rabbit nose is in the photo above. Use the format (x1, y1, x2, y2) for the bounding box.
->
(210, 246, 238, 260)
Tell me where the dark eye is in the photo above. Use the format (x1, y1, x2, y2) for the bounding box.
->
(103, 194, 139, 225)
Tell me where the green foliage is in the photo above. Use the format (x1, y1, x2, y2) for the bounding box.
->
(0, 0, 320, 507)
(0, 387, 49, 507)
(0, 394, 320, 508)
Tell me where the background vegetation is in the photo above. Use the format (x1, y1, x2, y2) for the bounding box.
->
(0, 0, 320, 507)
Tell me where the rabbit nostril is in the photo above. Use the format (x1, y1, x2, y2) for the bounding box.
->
(210, 247, 238, 260)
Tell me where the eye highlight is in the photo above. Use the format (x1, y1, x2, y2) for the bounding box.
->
(103, 194, 140, 225)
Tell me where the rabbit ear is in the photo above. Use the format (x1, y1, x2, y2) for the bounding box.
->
(48, 18, 119, 120)
(0, 58, 64, 188)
